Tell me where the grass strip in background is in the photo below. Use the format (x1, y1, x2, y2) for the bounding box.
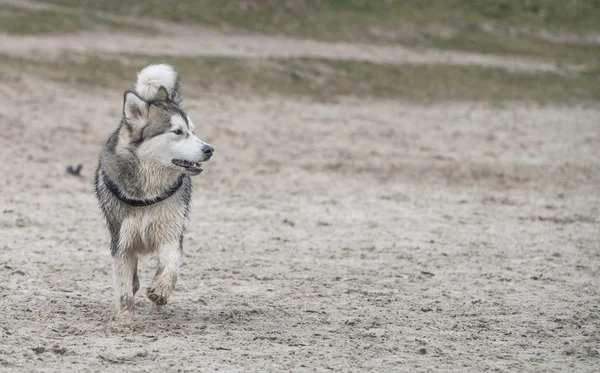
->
(25, 1, 600, 66)
(41, 0, 600, 34)
(0, 52, 598, 104)
(0, 4, 152, 34)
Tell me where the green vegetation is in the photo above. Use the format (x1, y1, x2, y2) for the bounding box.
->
(430, 30, 600, 66)
(34, 0, 600, 65)
(0, 5, 84, 34)
(41, 0, 600, 34)
(2, 2, 597, 103)
(1, 52, 597, 104)
(0, 4, 152, 34)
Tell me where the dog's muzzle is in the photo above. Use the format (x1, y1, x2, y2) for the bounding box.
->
(172, 144, 214, 175)
(172, 159, 204, 174)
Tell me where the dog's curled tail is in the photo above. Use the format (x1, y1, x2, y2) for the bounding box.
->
(135, 64, 182, 105)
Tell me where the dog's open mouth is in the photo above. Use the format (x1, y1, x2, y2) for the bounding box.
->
(172, 159, 203, 174)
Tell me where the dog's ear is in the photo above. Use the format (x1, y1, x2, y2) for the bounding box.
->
(123, 91, 148, 126)
(155, 86, 170, 101)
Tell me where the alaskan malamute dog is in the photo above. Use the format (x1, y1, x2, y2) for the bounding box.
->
(95, 64, 213, 319)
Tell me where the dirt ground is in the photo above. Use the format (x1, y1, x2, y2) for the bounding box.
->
(1, 17, 600, 373)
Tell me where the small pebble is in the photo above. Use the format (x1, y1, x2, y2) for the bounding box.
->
(32, 347, 45, 354)
(565, 347, 576, 356)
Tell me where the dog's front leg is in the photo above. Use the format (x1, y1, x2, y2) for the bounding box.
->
(147, 240, 181, 306)
(113, 249, 138, 319)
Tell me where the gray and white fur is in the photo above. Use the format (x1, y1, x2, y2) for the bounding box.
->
(95, 64, 213, 319)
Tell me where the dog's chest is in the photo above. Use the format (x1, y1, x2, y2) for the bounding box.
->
(120, 201, 185, 251)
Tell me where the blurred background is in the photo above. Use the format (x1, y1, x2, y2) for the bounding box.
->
(0, 0, 598, 101)
(0, 1, 599, 372)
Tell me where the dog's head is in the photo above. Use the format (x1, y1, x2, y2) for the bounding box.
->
(121, 87, 213, 176)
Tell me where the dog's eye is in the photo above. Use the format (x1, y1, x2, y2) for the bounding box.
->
(172, 129, 183, 135)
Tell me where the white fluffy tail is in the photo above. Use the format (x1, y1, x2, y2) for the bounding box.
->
(135, 64, 182, 104)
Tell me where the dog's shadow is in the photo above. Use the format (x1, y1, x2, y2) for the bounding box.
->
(89, 296, 284, 334)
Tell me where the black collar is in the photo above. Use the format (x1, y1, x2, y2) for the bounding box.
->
(103, 172, 185, 207)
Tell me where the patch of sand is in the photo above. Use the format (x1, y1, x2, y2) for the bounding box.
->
(0, 70, 598, 371)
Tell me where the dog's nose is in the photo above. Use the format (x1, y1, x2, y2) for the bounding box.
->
(202, 145, 214, 156)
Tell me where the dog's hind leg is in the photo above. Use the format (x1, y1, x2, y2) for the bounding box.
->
(147, 241, 181, 306)
(132, 260, 140, 295)
(113, 249, 138, 319)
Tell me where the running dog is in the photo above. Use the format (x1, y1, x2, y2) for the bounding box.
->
(95, 64, 213, 319)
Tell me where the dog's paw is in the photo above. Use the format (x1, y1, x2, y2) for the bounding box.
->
(146, 287, 168, 306)
(116, 314, 133, 323)
(116, 295, 134, 320)
(116, 309, 133, 322)
(146, 272, 176, 306)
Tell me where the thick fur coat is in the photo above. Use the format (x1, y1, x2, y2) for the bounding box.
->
(95, 64, 213, 319)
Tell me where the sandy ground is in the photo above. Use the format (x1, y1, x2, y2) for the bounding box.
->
(0, 14, 599, 373)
